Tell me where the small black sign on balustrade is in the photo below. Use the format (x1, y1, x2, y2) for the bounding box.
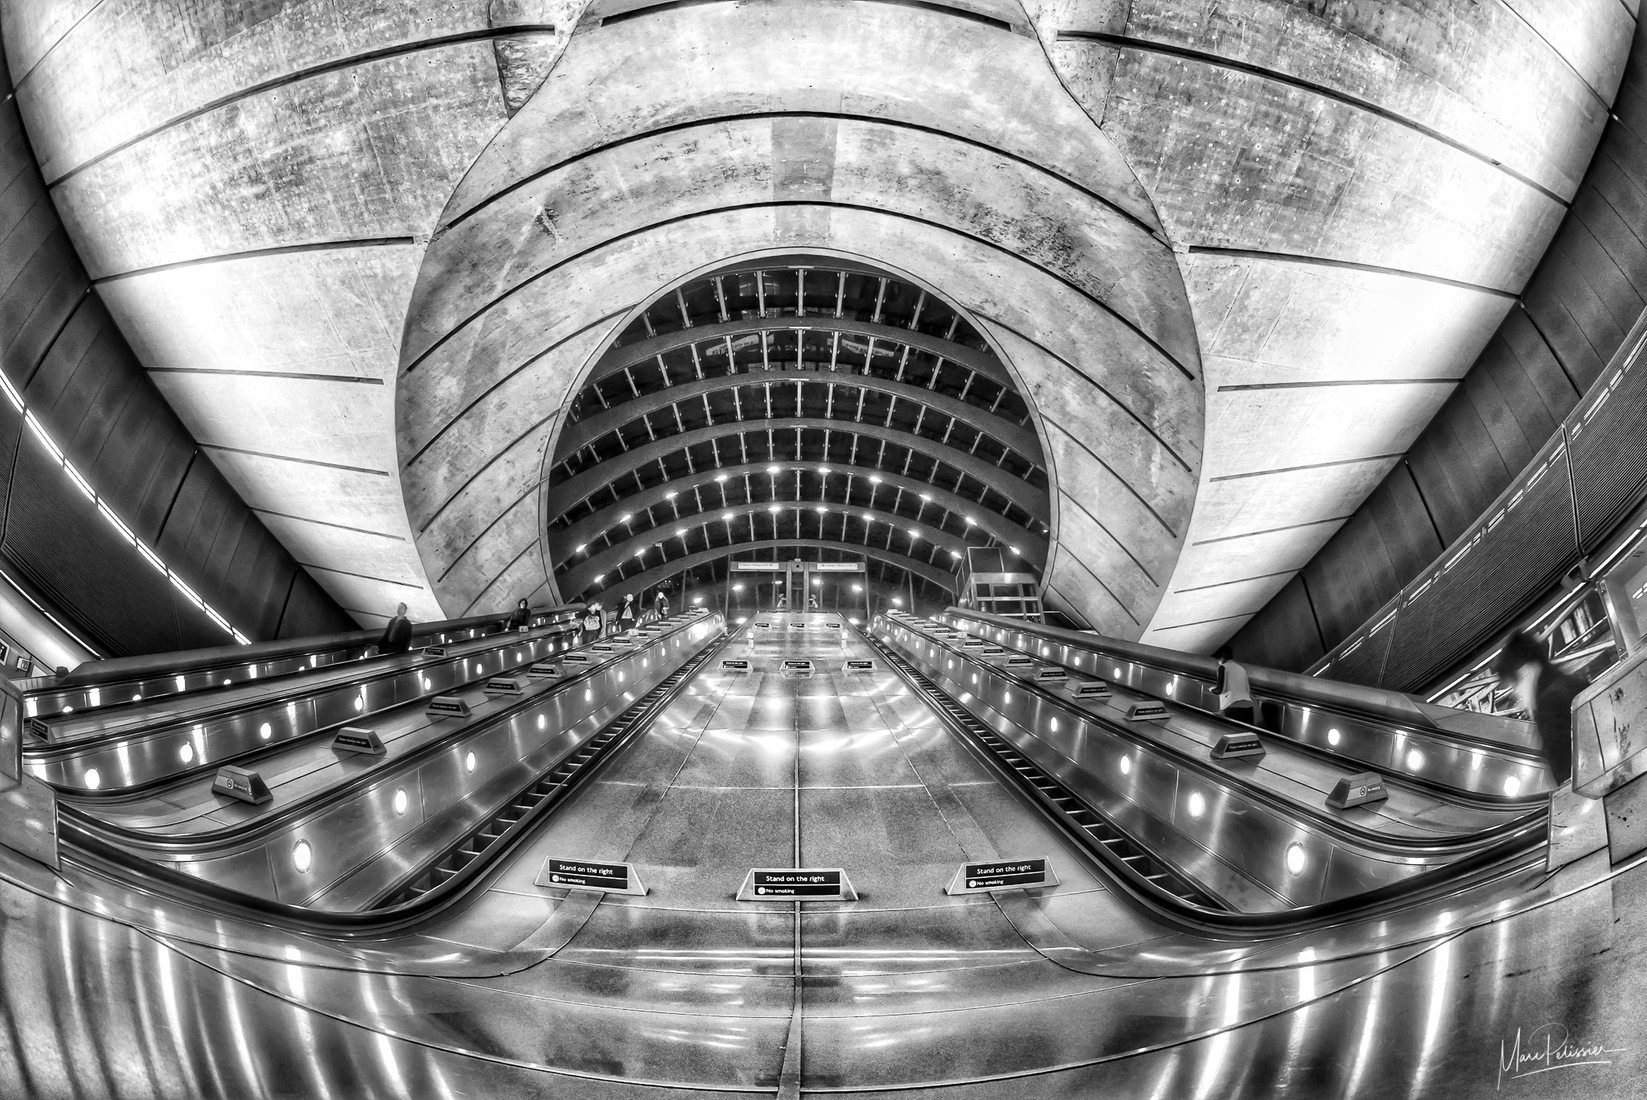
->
(427, 694, 471, 719)
(1211, 732, 1265, 760)
(945, 856, 1058, 895)
(1327, 772, 1388, 809)
(332, 727, 385, 756)
(737, 867, 856, 901)
(535, 857, 647, 895)
(212, 765, 272, 805)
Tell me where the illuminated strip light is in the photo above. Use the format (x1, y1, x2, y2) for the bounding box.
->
(0, 563, 101, 658)
(10, 387, 249, 644)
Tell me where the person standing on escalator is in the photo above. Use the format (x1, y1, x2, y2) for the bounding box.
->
(378, 603, 413, 656)
(1213, 645, 1255, 725)
(1492, 631, 1582, 786)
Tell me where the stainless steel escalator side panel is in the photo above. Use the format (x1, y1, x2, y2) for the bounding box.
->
(937, 610, 1551, 800)
(877, 617, 1453, 912)
(27, 628, 582, 792)
(132, 615, 725, 910)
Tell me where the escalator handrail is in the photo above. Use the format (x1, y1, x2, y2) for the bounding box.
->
(52, 604, 583, 689)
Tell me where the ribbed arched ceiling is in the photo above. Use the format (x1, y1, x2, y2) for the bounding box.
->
(541, 256, 1051, 605)
(3, 0, 1629, 647)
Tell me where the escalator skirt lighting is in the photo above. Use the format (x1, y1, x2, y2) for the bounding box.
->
(212, 765, 272, 805)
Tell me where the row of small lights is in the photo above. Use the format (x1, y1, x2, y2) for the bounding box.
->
(913, 621, 1531, 878)
(574, 466, 1018, 557)
(0, 372, 247, 645)
(288, 625, 709, 873)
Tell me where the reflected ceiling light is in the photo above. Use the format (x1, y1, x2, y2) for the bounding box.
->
(817, 466, 831, 474)
(665, 490, 678, 499)
(949, 549, 961, 559)
(891, 597, 903, 606)
(814, 505, 827, 514)
(592, 573, 604, 583)
(574, 543, 587, 554)
(964, 516, 976, 526)
(868, 475, 881, 484)
(676, 527, 687, 536)
(1008, 545, 1020, 555)
(732, 584, 744, 592)
(723, 511, 734, 521)
(619, 513, 633, 523)
(767, 504, 781, 513)
(907, 528, 920, 538)
(919, 492, 932, 502)
(715, 473, 728, 483)
(852, 584, 863, 592)
(635, 549, 646, 558)
(766, 465, 780, 474)
(863, 511, 875, 521)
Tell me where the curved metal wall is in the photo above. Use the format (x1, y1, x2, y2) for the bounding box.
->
(1234, 18, 1647, 683)
(0, 46, 350, 656)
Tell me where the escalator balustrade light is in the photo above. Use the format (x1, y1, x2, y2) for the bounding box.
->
(1049, 717, 1059, 732)
(1113, 666, 1122, 678)
(393, 788, 408, 816)
(258, 722, 272, 740)
(84, 769, 100, 790)
(465, 751, 477, 772)
(176, 676, 187, 690)
(1187, 791, 1205, 818)
(1327, 728, 1342, 746)
(538, 715, 548, 731)
(1285, 843, 1307, 876)
(1504, 775, 1522, 797)
(131, 694, 141, 702)
(353, 695, 365, 712)
(1406, 750, 1425, 770)
(1165, 682, 1175, 696)
(422, 676, 432, 690)
(61, 706, 72, 714)
(1120, 756, 1132, 776)
(221, 679, 230, 686)
(293, 840, 313, 873)
(179, 743, 195, 764)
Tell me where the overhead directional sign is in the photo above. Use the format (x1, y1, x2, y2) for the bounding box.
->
(738, 868, 857, 901)
(945, 856, 1058, 895)
(535, 857, 647, 895)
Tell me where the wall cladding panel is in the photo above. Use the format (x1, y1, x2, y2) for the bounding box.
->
(1238, 20, 1647, 681)
(4, 427, 223, 655)
(0, 44, 351, 654)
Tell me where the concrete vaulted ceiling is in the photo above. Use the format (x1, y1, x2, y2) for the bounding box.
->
(1, 1, 1630, 647)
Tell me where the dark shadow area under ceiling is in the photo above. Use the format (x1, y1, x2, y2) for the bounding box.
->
(542, 256, 1052, 611)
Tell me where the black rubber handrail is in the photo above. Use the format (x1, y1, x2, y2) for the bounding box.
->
(52, 614, 728, 938)
(889, 618, 1542, 856)
(52, 604, 582, 689)
(864, 616, 1550, 938)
